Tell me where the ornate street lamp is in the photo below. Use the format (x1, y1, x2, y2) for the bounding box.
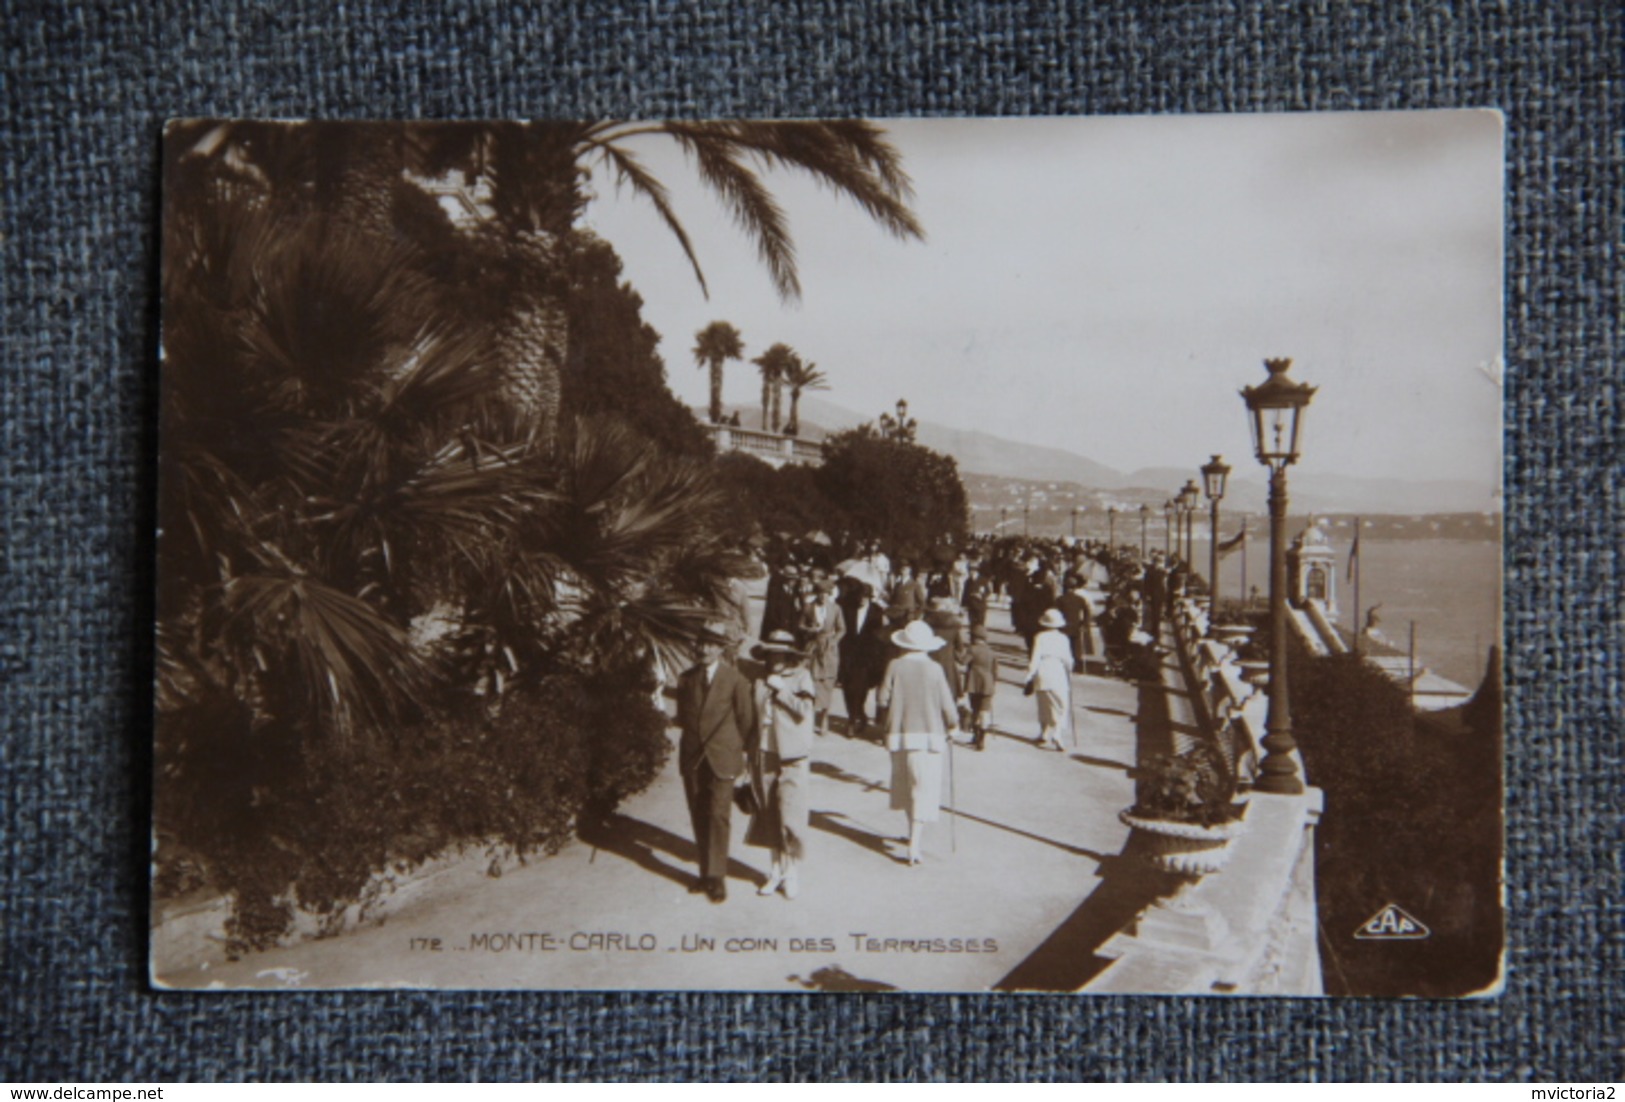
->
(1071, 505, 1080, 540)
(1108, 505, 1117, 547)
(1163, 499, 1175, 556)
(1201, 454, 1231, 633)
(880, 398, 917, 442)
(1139, 503, 1150, 557)
(1242, 357, 1316, 796)
(1179, 479, 1200, 565)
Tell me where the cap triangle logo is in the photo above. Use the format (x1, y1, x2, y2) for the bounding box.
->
(1354, 903, 1431, 940)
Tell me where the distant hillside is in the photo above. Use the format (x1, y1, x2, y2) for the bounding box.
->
(696, 396, 1497, 517)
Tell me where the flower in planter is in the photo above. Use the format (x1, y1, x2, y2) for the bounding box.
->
(1131, 744, 1244, 828)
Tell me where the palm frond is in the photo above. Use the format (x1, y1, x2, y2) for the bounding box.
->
(719, 120, 923, 242)
(568, 585, 718, 676)
(594, 143, 710, 298)
(219, 572, 423, 730)
(692, 320, 744, 369)
(664, 125, 798, 300)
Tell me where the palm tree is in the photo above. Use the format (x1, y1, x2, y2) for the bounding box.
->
(752, 343, 798, 432)
(566, 120, 924, 301)
(167, 120, 924, 450)
(781, 358, 829, 437)
(692, 321, 744, 424)
(158, 195, 755, 941)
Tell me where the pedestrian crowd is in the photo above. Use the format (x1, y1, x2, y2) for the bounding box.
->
(671, 531, 1197, 904)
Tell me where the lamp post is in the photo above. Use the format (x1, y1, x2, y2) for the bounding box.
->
(1000, 506, 1009, 534)
(1139, 503, 1150, 557)
(1163, 499, 1175, 556)
(1201, 454, 1231, 633)
(1242, 357, 1316, 796)
(1108, 506, 1117, 547)
(1179, 480, 1200, 565)
(1071, 506, 1080, 540)
(1023, 495, 1030, 537)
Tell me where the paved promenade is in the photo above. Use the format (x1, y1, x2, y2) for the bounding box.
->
(159, 602, 1185, 993)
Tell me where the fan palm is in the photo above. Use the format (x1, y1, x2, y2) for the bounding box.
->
(159, 203, 549, 742)
(781, 358, 829, 436)
(167, 120, 924, 448)
(692, 321, 744, 424)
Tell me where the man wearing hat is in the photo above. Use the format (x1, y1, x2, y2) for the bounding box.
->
(674, 628, 757, 903)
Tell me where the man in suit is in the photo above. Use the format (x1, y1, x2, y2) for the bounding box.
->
(837, 581, 889, 738)
(674, 632, 757, 903)
(1057, 573, 1096, 673)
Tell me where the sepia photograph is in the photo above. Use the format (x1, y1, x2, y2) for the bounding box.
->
(151, 112, 1503, 995)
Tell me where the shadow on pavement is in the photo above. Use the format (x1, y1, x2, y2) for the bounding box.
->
(1068, 751, 1133, 774)
(992, 831, 1178, 991)
(578, 811, 763, 889)
(809, 809, 895, 859)
(812, 756, 1106, 860)
(992, 644, 1188, 992)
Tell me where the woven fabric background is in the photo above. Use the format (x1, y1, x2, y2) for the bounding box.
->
(2, 0, 1620, 1082)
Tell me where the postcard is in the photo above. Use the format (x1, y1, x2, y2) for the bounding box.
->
(152, 113, 1503, 994)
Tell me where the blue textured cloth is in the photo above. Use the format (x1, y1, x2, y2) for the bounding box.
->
(3, 0, 1621, 1083)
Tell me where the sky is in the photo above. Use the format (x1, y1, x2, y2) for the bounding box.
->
(580, 111, 1503, 486)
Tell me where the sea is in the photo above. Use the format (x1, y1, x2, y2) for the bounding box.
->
(1204, 537, 1502, 690)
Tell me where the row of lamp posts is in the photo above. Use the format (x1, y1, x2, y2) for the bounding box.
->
(982, 360, 1314, 796)
(1154, 359, 1316, 797)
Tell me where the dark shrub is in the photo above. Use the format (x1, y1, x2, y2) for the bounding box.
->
(155, 668, 669, 954)
(1292, 648, 1503, 996)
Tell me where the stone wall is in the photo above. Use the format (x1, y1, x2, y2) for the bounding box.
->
(1088, 596, 1324, 996)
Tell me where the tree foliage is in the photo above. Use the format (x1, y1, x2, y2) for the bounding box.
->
(1290, 648, 1503, 997)
(815, 427, 971, 562)
(560, 235, 713, 458)
(156, 157, 745, 948)
(155, 117, 924, 950)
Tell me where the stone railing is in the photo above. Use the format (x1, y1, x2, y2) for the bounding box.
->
(1089, 593, 1325, 995)
(704, 422, 823, 467)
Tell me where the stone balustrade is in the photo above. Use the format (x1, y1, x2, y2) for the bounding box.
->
(1089, 592, 1324, 995)
(703, 422, 823, 467)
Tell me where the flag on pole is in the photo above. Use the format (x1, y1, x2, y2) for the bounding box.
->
(1217, 527, 1247, 559)
(1347, 518, 1361, 581)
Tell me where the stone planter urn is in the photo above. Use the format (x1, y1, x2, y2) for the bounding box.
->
(1119, 809, 1246, 950)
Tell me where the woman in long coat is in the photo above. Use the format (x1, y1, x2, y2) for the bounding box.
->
(875, 619, 962, 866)
(1024, 608, 1076, 752)
(798, 578, 843, 736)
(747, 631, 817, 899)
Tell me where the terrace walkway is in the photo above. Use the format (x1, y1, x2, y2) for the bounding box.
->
(156, 597, 1191, 993)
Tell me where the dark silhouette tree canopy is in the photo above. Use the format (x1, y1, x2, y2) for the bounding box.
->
(816, 427, 971, 562)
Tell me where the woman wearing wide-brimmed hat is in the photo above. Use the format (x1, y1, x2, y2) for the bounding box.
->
(1024, 608, 1076, 751)
(746, 630, 817, 898)
(875, 619, 962, 866)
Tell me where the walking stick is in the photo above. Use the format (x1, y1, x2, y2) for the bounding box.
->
(948, 733, 958, 853)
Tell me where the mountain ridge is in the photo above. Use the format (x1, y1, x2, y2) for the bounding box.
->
(702, 395, 1497, 516)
